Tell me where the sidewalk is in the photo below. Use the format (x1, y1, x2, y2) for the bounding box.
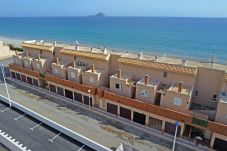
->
(0, 77, 212, 151)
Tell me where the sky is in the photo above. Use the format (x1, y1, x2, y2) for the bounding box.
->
(0, 0, 227, 17)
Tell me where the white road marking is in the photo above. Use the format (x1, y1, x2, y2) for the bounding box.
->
(0, 107, 10, 113)
(48, 132, 61, 142)
(30, 122, 42, 131)
(78, 145, 85, 151)
(13, 114, 26, 121)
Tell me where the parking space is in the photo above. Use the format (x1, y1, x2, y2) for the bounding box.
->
(0, 100, 95, 151)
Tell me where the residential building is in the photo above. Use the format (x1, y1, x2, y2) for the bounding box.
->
(9, 40, 227, 150)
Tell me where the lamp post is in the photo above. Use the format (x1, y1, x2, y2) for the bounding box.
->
(1, 64, 12, 107)
(172, 121, 180, 151)
(88, 89, 91, 110)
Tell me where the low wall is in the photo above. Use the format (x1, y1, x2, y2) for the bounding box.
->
(0, 95, 111, 151)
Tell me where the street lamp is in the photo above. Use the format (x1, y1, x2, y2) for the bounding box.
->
(88, 89, 91, 110)
(1, 64, 12, 107)
(172, 121, 180, 151)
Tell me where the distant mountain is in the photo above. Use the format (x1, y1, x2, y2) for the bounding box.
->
(88, 13, 106, 18)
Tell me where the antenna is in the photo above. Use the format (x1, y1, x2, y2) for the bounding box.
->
(210, 50, 215, 68)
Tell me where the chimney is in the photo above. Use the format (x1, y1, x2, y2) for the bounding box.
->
(139, 51, 143, 59)
(53, 41, 57, 46)
(56, 57, 59, 65)
(182, 59, 186, 66)
(178, 81, 183, 93)
(117, 69, 121, 79)
(144, 75, 149, 85)
(103, 47, 107, 54)
(91, 64, 95, 73)
(38, 54, 40, 61)
(72, 61, 76, 68)
(155, 56, 158, 61)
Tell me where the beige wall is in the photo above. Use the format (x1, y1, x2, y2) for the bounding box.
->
(215, 101, 227, 125)
(82, 70, 109, 87)
(23, 48, 40, 57)
(13, 55, 23, 67)
(22, 57, 33, 69)
(51, 63, 67, 79)
(110, 76, 135, 98)
(109, 54, 121, 76)
(119, 63, 195, 86)
(192, 67, 225, 108)
(76, 56, 109, 71)
(160, 90, 191, 114)
(41, 51, 53, 59)
(135, 82, 156, 104)
(32, 59, 45, 73)
(67, 67, 82, 83)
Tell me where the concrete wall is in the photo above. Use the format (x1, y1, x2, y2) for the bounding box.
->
(215, 101, 227, 125)
(192, 67, 225, 108)
(82, 70, 109, 87)
(67, 67, 82, 83)
(51, 63, 67, 79)
(160, 90, 191, 114)
(119, 63, 195, 86)
(110, 76, 135, 98)
(22, 57, 33, 69)
(13, 55, 23, 67)
(109, 54, 121, 76)
(23, 48, 40, 57)
(135, 82, 156, 104)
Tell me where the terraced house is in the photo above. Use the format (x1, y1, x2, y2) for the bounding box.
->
(10, 40, 227, 150)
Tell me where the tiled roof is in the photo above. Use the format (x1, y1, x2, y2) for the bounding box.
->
(60, 49, 110, 61)
(21, 43, 53, 51)
(118, 57, 197, 76)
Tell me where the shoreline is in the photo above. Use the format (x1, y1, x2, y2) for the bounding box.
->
(1, 35, 227, 65)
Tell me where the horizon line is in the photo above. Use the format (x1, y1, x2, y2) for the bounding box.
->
(0, 15, 227, 19)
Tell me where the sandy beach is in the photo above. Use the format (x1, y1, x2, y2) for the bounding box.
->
(0, 36, 25, 47)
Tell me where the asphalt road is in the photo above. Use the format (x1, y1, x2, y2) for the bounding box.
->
(0, 101, 95, 151)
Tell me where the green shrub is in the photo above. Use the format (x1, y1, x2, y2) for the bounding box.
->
(7, 44, 23, 52)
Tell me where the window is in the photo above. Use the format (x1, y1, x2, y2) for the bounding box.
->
(212, 94, 217, 101)
(194, 90, 198, 97)
(89, 77, 94, 83)
(71, 72, 76, 79)
(54, 68, 58, 74)
(163, 71, 168, 78)
(115, 83, 121, 90)
(225, 115, 227, 119)
(141, 90, 148, 97)
(173, 97, 182, 106)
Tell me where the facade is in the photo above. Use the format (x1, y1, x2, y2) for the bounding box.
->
(9, 40, 227, 150)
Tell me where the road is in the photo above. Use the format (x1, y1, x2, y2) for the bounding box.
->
(0, 101, 94, 151)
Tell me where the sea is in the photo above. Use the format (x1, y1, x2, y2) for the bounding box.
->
(0, 17, 227, 62)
